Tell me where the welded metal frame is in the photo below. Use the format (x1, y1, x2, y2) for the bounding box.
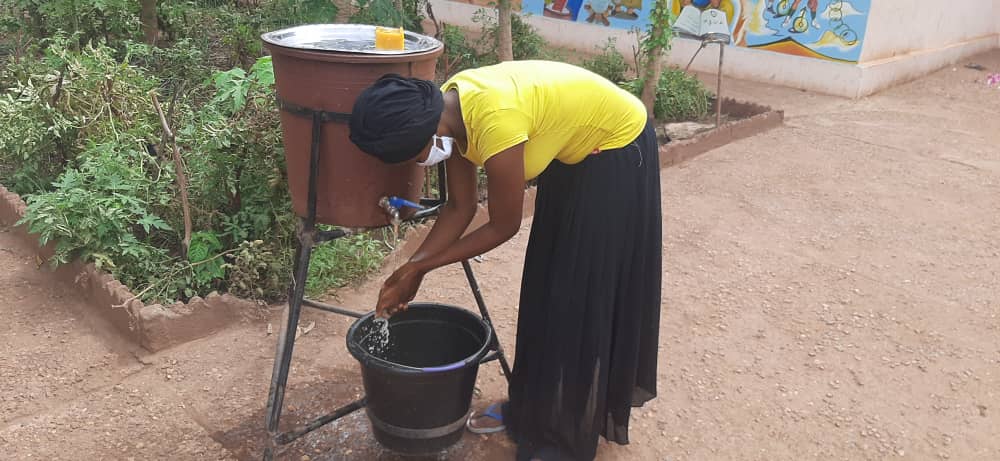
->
(262, 102, 512, 460)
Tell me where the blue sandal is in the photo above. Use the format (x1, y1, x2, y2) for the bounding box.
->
(466, 403, 506, 434)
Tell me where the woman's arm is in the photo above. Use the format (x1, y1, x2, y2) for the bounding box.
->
(410, 143, 525, 270)
(375, 143, 526, 316)
(407, 152, 479, 260)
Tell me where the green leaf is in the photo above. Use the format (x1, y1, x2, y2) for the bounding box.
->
(188, 231, 223, 263)
(137, 214, 172, 233)
(251, 56, 274, 87)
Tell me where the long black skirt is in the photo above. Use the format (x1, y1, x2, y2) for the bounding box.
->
(506, 120, 663, 461)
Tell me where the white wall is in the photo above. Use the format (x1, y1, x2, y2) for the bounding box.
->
(428, 0, 866, 96)
(428, 0, 1000, 98)
(859, 0, 1000, 63)
(853, 0, 1000, 95)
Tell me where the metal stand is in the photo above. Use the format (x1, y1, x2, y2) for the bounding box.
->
(682, 33, 729, 127)
(262, 102, 511, 460)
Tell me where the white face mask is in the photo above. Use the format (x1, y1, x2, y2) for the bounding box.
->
(417, 135, 454, 167)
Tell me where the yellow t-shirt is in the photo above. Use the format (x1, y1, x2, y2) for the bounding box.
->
(441, 60, 647, 180)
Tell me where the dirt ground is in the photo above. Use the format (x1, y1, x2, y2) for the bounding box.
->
(2, 50, 999, 460)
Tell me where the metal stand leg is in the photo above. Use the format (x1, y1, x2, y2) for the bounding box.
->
(259, 102, 513, 459)
(684, 41, 708, 73)
(682, 35, 728, 128)
(264, 225, 314, 459)
(716, 42, 725, 127)
(263, 112, 325, 460)
(461, 260, 512, 382)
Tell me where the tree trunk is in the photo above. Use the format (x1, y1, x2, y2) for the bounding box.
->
(640, 51, 663, 117)
(140, 0, 158, 45)
(151, 92, 192, 260)
(639, 0, 670, 116)
(497, 0, 514, 61)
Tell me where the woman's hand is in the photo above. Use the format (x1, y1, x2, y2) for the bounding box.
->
(375, 262, 426, 318)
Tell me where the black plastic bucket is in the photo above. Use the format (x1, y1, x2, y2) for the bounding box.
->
(346, 303, 492, 455)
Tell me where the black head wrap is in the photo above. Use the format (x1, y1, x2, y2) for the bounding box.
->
(349, 74, 445, 164)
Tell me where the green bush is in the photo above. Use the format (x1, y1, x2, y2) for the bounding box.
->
(581, 38, 630, 84)
(0, 37, 158, 195)
(0, 2, 401, 305)
(3, 0, 140, 47)
(351, 0, 425, 32)
(0, 79, 75, 194)
(438, 23, 483, 79)
(307, 231, 391, 296)
(18, 140, 175, 271)
(125, 38, 212, 91)
(472, 9, 547, 64)
(621, 68, 711, 122)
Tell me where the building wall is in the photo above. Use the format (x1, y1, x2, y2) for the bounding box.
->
(428, 0, 1000, 97)
(853, 0, 1000, 95)
(859, 1, 999, 63)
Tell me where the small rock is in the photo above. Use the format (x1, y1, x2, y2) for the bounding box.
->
(662, 122, 715, 140)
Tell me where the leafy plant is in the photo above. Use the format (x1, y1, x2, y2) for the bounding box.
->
(581, 38, 630, 84)
(472, 9, 545, 63)
(0, 38, 159, 195)
(2, 2, 393, 305)
(621, 68, 711, 122)
(0, 78, 76, 194)
(438, 23, 484, 79)
(10, 0, 141, 48)
(125, 38, 211, 90)
(188, 230, 225, 285)
(17, 140, 173, 270)
(635, 0, 674, 112)
(307, 231, 390, 296)
(210, 56, 275, 114)
(351, 0, 425, 32)
(225, 239, 289, 301)
(266, 0, 339, 26)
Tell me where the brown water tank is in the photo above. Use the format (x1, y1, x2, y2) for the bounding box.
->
(262, 25, 443, 227)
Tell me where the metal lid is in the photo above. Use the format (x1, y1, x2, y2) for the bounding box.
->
(261, 24, 442, 55)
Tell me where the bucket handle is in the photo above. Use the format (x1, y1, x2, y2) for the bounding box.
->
(479, 351, 500, 365)
(421, 350, 499, 373)
(421, 360, 467, 373)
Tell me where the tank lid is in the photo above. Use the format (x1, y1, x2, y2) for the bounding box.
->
(261, 24, 442, 55)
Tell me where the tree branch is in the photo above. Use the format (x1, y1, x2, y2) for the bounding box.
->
(151, 91, 193, 261)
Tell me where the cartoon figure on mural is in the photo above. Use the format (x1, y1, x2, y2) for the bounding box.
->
(579, 0, 644, 27)
(583, 0, 613, 25)
(611, 0, 642, 19)
(765, 0, 820, 32)
(515, 0, 870, 63)
(746, 0, 870, 62)
(544, 0, 583, 20)
(524, 0, 649, 28)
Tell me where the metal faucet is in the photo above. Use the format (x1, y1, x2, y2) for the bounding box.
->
(378, 196, 401, 225)
(379, 196, 427, 244)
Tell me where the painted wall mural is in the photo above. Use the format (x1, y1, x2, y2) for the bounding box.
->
(454, 0, 870, 63)
(741, 0, 870, 62)
(520, 0, 655, 30)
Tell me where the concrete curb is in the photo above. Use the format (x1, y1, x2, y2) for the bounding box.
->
(0, 99, 781, 352)
(0, 184, 258, 352)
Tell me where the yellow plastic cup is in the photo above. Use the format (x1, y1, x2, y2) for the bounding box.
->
(375, 27, 405, 51)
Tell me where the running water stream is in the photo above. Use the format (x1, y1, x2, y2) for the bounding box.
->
(366, 317, 392, 356)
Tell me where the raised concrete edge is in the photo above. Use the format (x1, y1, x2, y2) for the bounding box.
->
(0, 184, 257, 352)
